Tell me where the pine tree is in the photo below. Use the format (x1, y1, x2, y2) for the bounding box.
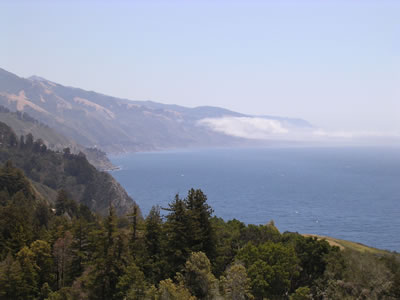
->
(25, 133, 34, 148)
(116, 261, 147, 300)
(185, 189, 216, 260)
(16, 246, 39, 299)
(53, 231, 73, 289)
(0, 192, 34, 257)
(164, 194, 190, 276)
(30, 240, 54, 289)
(69, 218, 91, 281)
(55, 190, 68, 216)
(127, 204, 142, 258)
(144, 205, 164, 283)
(145, 206, 162, 258)
(0, 254, 21, 299)
(88, 205, 127, 300)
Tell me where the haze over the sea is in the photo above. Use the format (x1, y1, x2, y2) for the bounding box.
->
(1, 0, 399, 140)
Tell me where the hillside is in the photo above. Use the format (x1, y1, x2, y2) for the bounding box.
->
(0, 168, 399, 299)
(0, 105, 114, 170)
(303, 234, 392, 254)
(0, 68, 312, 153)
(0, 121, 135, 215)
(0, 136, 398, 299)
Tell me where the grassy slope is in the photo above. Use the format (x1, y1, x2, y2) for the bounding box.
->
(303, 234, 392, 255)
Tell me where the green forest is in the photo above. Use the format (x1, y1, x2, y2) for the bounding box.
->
(1, 124, 400, 299)
(0, 121, 133, 215)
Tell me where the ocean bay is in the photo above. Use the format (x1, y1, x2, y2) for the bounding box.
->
(110, 147, 400, 252)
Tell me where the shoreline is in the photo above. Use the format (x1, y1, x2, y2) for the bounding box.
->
(103, 165, 121, 172)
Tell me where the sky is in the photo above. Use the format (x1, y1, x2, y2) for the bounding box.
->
(1, 0, 399, 134)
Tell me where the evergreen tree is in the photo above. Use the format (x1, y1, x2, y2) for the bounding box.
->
(116, 261, 147, 300)
(0, 161, 35, 199)
(25, 133, 34, 148)
(164, 194, 190, 276)
(145, 206, 162, 257)
(0, 254, 23, 300)
(69, 217, 91, 281)
(55, 190, 68, 216)
(53, 232, 73, 289)
(35, 201, 52, 229)
(88, 205, 127, 300)
(16, 246, 39, 299)
(0, 191, 34, 258)
(127, 204, 144, 259)
(185, 189, 216, 260)
(144, 205, 164, 283)
(30, 240, 54, 289)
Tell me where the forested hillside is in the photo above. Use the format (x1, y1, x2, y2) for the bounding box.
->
(0, 105, 114, 170)
(0, 122, 134, 215)
(0, 161, 399, 299)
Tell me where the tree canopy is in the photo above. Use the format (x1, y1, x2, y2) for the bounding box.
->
(0, 160, 399, 300)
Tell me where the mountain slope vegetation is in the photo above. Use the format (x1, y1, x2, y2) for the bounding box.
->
(0, 164, 399, 299)
(0, 105, 114, 170)
(0, 121, 135, 215)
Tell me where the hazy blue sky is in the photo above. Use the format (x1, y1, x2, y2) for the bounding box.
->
(1, 0, 399, 132)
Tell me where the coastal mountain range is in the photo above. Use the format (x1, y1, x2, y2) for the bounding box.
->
(0, 67, 312, 153)
(0, 67, 313, 215)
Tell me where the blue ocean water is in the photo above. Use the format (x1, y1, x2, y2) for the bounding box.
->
(109, 147, 400, 252)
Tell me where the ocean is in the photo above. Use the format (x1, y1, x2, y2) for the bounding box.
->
(109, 147, 400, 252)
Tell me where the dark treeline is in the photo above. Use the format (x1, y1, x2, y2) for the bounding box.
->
(0, 121, 133, 215)
(1, 161, 400, 300)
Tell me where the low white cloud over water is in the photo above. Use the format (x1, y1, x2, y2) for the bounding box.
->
(198, 116, 400, 145)
(313, 129, 400, 139)
(198, 117, 288, 139)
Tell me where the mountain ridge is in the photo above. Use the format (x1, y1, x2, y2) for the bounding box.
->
(0, 67, 313, 153)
